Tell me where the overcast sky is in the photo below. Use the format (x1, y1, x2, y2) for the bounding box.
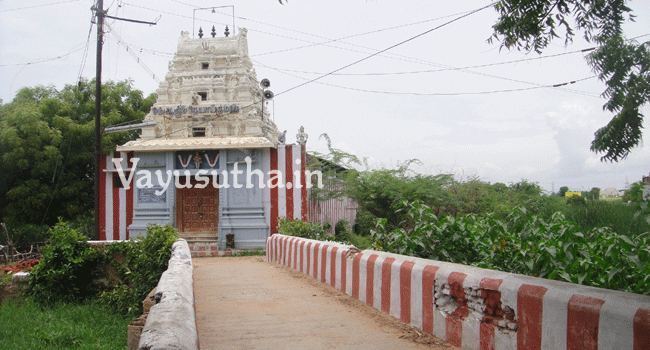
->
(2, 0, 649, 193)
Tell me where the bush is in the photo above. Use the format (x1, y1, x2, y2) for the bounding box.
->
(29, 221, 100, 304)
(334, 220, 350, 242)
(277, 218, 333, 241)
(29, 221, 178, 314)
(372, 200, 650, 295)
(99, 224, 178, 315)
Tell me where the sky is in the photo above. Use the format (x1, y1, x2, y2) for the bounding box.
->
(1, 0, 649, 194)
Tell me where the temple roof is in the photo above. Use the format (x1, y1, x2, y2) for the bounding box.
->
(116, 136, 275, 152)
(120, 27, 281, 151)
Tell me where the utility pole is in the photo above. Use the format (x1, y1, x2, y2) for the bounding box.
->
(93, 0, 104, 241)
(92, 1, 157, 240)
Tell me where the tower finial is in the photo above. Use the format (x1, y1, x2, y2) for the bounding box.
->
(224, 25, 230, 37)
(211, 25, 216, 38)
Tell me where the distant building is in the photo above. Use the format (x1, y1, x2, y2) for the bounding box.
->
(601, 187, 621, 198)
(565, 191, 581, 198)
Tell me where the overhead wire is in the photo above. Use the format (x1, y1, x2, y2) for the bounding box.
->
(0, 0, 81, 12)
(255, 57, 598, 96)
(77, 14, 95, 84)
(120, 1, 592, 96)
(262, 47, 598, 76)
(105, 21, 161, 83)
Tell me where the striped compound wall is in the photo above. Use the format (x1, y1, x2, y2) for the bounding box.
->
(266, 234, 650, 350)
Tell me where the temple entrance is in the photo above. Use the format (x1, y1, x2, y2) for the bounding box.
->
(176, 186, 219, 233)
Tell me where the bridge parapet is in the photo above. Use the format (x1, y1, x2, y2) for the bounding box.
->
(138, 238, 198, 350)
(266, 234, 650, 350)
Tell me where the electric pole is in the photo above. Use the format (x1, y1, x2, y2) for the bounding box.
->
(92, 1, 157, 240)
(93, 0, 104, 241)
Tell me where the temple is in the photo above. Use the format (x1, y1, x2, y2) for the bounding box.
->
(99, 27, 356, 249)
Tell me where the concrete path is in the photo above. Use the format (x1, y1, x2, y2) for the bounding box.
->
(193, 256, 459, 350)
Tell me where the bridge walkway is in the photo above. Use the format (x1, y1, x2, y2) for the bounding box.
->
(193, 256, 459, 350)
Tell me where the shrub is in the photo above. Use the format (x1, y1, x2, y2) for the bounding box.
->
(372, 200, 650, 295)
(277, 218, 333, 241)
(334, 220, 350, 242)
(29, 221, 100, 304)
(99, 224, 178, 315)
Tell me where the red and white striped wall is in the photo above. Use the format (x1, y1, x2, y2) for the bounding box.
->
(268, 144, 308, 234)
(99, 152, 134, 241)
(266, 234, 650, 350)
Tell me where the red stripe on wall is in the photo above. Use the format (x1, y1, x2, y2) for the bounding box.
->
(422, 265, 439, 334)
(99, 155, 107, 241)
(299, 241, 305, 272)
(446, 272, 468, 348)
(312, 243, 320, 279)
(320, 244, 328, 283)
(125, 152, 134, 240)
(330, 247, 338, 287)
(352, 253, 363, 299)
(301, 144, 307, 221)
(366, 254, 379, 307)
(567, 294, 605, 350)
(293, 238, 298, 269)
(285, 145, 294, 220)
(400, 261, 416, 324)
(341, 250, 347, 293)
(634, 308, 650, 350)
(479, 278, 503, 350)
(381, 258, 395, 314)
(517, 284, 548, 350)
(270, 147, 279, 234)
(112, 178, 120, 240)
(306, 242, 312, 275)
(287, 238, 295, 267)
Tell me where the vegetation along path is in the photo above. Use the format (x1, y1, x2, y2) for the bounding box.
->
(193, 256, 458, 349)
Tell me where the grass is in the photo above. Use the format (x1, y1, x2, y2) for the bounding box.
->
(0, 298, 131, 350)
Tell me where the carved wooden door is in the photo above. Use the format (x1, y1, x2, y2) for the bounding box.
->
(177, 187, 219, 232)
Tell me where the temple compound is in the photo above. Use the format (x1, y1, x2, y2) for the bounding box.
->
(99, 28, 354, 249)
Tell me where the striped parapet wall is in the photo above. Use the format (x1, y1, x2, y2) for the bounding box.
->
(266, 234, 650, 350)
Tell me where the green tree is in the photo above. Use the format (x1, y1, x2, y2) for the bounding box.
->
(490, 0, 650, 162)
(0, 79, 155, 229)
(559, 186, 569, 197)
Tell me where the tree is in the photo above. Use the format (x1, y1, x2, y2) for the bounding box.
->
(559, 186, 569, 197)
(490, 0, 650, 162)
(0, 79, 155, 228)
(588, 187, 601, 200)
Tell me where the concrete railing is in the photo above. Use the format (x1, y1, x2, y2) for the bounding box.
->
(266, 234, 650, 350)
(138, 238, 198, 350)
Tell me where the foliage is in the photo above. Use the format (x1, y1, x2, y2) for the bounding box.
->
(0, 80, 155, 228)
(0, 298, 130, 350)
(490, 0, 650, 161)
(99, 224, 178, 315)
(277, 218, 333, 241)
(334, 219, 350, 242)
(29, 221, 101, 304)
(28, 221, 177, 314)
(372, 201, 650, 295)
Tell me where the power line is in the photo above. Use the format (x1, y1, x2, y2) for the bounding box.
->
(254, 58, 599, 97)
(274, 2, 493, 98)
(125, 1, 585, 96)
(0, 43, 90, 67)
(105, 21, 161, 83)
(0, 0, 81, 12)
(262, 47, 597, 76)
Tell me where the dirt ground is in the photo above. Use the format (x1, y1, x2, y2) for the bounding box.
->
(193, 256, 459, 350)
